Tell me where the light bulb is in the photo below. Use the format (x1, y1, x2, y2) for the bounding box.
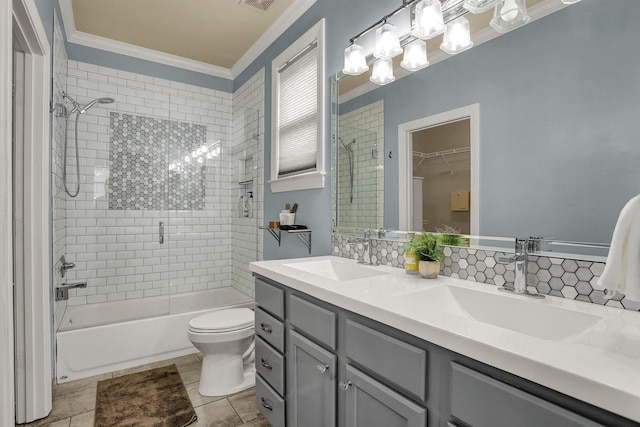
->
(441, 17, 473, 54)
(369, 58, 395, 85)
(501, 0, 519, 22)
(490, 0, 529, 33)
(374, 23, 402, 59)
(411, 0, 445, 40)
(342, 44, 369, 75)
(184, 155, 191, 163)
(401, 39, 429, 72)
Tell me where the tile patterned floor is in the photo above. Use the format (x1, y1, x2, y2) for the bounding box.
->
(16, 354, 269, 427)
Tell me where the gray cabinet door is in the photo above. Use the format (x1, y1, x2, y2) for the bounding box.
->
(288, 330, 337, 427)
(344, 364, 426, 427)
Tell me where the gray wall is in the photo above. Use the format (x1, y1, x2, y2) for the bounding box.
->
(341, 0, 640, 244)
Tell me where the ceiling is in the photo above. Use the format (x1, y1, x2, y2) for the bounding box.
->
(68, 0, 295, 70)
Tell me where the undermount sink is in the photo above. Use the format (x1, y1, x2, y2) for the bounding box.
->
(418, 285, 603, 340)
(284, 259, 390, 281)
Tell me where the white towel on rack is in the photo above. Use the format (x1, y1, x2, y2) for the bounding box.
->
(596, 194, 640, 301)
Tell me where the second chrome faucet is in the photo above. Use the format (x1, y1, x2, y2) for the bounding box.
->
(497, 238, 544, 299)
(347, 228, 374, 265)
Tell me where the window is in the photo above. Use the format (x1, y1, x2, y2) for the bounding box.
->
(270, 19, 325, 192)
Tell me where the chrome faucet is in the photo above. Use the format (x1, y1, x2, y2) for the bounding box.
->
(347, 228, 374, 265)
(497, 239, 544, 299)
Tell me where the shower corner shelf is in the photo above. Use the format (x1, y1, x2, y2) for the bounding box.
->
(238, 179, 253, 185)
(259, 226, 312, 254)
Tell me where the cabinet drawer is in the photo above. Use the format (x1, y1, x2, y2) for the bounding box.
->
(345, 320, 427, 400)
(344, 364, 426, 427)
(256, 337, 285, 396)
(450, 363, 603, 427)
(255, 308, 285, 352)
(290, 294, 337, 350)
(255, 278, 285, 320)
(256, 374, 286, 427)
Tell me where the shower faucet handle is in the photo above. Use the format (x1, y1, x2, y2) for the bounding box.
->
(60, 255, 76, 278)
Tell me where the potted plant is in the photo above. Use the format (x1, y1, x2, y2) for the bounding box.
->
(405, 232, 443, 278)
(435, 225, 468, 247)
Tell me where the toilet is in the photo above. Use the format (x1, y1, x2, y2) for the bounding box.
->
(187, 308, 256, 396)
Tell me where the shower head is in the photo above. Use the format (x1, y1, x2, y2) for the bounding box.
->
(79, 97, 115, 114)
(62, 92, 81, 113)
(339, 137, 356, 151)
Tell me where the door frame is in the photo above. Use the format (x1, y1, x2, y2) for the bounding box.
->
(3, 0, 52, 424)
(398, 104, 480, 234)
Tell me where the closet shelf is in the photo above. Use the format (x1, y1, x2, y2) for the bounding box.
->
(413, 147, 470, 171)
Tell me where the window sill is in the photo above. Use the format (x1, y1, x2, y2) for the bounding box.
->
(269, 171, 325, 193)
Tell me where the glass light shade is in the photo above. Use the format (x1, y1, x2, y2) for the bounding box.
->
(400, 39, 429, 72)
(342, 44, 369, 75)
(490, 0, 530, 33)
(369, 58, 395, 85)
(440, 17, 474, 55)
(373, 23, 403, 59)
(463, 0, 501, 14)
(411, 0, 445, 40)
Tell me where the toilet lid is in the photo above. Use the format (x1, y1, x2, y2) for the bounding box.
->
(188, 308, 254, 333)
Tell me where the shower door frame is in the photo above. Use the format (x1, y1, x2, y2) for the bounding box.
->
(3, 0, 52, 424)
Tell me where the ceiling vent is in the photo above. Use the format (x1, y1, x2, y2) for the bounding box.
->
(241, 0, 275, 12)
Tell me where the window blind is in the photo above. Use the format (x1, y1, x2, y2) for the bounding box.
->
(277, 42, 318, 177)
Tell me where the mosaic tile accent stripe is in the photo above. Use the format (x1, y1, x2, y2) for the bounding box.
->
(109, 112, 206, 210)
(332, 234, 639, 312)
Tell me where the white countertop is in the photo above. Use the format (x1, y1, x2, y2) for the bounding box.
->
(250, 255, 640, 423)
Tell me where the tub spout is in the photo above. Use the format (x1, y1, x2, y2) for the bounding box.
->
(55, 282, 87, 301)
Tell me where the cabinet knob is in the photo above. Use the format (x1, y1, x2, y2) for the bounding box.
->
(339, 380, 352, 391)
(317, 363, 329, 374)
(260, 323, 272, 333)
(260, 358, 273, 370)
(261, 397, 273, 411)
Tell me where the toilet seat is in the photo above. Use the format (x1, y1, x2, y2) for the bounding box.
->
(189, 308, 254, 334)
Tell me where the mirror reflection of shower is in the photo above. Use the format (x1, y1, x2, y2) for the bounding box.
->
(59, 92, 115, 197)
(339, 137, 356, 203)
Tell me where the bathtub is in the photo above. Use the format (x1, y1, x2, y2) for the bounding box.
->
(56, 287, 254, 383)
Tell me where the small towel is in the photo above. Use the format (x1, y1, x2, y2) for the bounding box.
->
(596, 194, 640, 301)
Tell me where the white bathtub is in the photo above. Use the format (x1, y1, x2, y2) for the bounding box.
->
(56, 287, 254, 383)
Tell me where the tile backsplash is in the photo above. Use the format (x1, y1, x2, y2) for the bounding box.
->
(332, 234, 639, 312)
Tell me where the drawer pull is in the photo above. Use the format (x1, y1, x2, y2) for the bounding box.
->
(339, 380, 352, 391)
(261, 397, 273, 411)
(260, 323, 272, 333)
(317, 363, 329, 374)
(260, 358, 273, 370)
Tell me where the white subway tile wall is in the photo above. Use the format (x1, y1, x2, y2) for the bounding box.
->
(52, 15, 68, 329)
(231, 68, 265, 298)
(62, 60, 237, 305)
(337, 100, 384, 229)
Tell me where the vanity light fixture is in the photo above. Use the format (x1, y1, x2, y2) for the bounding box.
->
(370, 58, 395, 85)
(490, 0, 530, 33)
(342, 43, 369, 75)
(441, 16, 473, 54)
(463, 0, 501, 14)
(374, 23, 403, 59)
(411, 0, 445, 40)
(341, 0, 579, 86)
(401, 39, 429, 71)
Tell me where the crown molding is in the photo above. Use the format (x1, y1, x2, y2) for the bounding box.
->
(59, 0, 316, 81)
(340, 0, 568, 104)
(231, 0, 317, 77)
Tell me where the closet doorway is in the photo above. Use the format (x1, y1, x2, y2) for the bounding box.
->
(398, 104, 479, 234)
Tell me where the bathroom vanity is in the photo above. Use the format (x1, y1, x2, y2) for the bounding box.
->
(250, 256, 640, 427)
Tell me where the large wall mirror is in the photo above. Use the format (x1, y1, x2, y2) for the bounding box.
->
(332, 0, 640, 258)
